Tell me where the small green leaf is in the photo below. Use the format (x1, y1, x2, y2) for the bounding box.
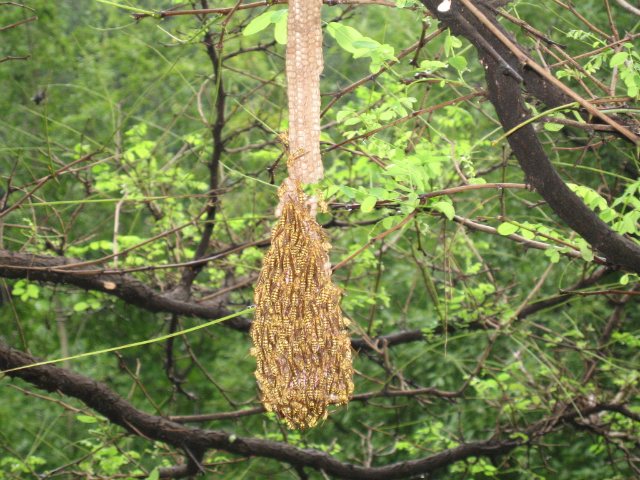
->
(148, 469, 160, 480)
(381, 215, 401, 230)
(327, 23, 363, 53)
(369, 62, 383, 74)
(520, 229, 535, 240)
(609, 52, 628, 68)
(600, 208, 618, 223)
(270, 9, 287, 23)
(545, 249, 560, 263)
(544, 121, 564, 132)
(336, 108, 355, 122)
(368, 187, 388, 198)
(12, 280, 26, 296)
(434, 201, 455, 220)
(509, 432, 530, 442)
(446, 34, 462, 49)
(243, 12, 273, 36)
(497, 222, 518, 235)
(76, 415, 98, 424)
(74, 301, 89, 312)
(419, 60, 447, 72)
(325, 185, 340, 199)
(406, 192, 419, 207)
(360, 195, 377, 213)
(580, 244, 594, 262)
(340, 185, 356, 199)
(353, 38, 380, 50)
(274, 16, 287, 44)
(94, 0, 155, 15)
(448, 56, 467, 71)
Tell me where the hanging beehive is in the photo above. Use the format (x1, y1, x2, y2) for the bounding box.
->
(250, 0, 353, 429)
(251, 178, 353, 429)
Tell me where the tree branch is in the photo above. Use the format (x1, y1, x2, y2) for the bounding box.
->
(2, 340, 634, 479)
(0, 249, 251, 331)
(418, 0, 640, 273)
(614, 0, 640, 16)
(0, 340, 514, 479)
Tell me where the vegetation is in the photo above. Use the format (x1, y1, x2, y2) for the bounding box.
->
(1, 0, 639, 478)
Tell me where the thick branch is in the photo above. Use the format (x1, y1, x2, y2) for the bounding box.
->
(418, 0, 640, 273)
(0, 249, 251, 331)
(0, 340, 515, 479)
(614, 0, 640, 16)
(2, 341, 634, 479)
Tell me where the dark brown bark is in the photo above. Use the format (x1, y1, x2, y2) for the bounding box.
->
(0, 249, 251, 331)
(418, 0, 640, 273)
(1, 341, 632, 479)
(0, 341, 513, 479)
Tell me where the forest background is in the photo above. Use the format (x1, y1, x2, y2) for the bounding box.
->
(1, 0, 639, 479)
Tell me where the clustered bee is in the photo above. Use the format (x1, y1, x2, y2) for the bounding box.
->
(251, 180, 353, 429)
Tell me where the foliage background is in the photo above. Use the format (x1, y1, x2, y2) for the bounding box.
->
(1, 0, 639, 478)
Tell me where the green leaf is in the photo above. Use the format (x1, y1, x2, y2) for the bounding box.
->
(545, 249, 560, 263)
(340, 185, 356, 199)
(12, 280, 26, 296)
(580, 244, 594, 262)
(74, 301, 89, 312)
(368, 187, 388, 198)
(360, 195, 377, 213)
(433, 201, 455, 220)
(274, 16, 288, 44)
(381, 215, 401, 230)
(448, 35, 462, 48)
(600, 208, 618, 223)
(327, 23, 363, 53)
(271, 9, 287, 23)
(353, 38, 381, 50)
(243, 12, 274, 37)
(497, 222, 519, 236)
(336, 108, 355, 122)
(544, 121, 565, 132)
(419, 60, 447, 72)
(609, 52, 628, 68)
(448, 56, 467, 71)
(520, 229, 535, 240)
(325, 185, 340, 199)
(76, 415, 98, 424)
(443, 32, 462, 55)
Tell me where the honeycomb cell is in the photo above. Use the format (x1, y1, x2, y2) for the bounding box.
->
(286, 0, 324, 185)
